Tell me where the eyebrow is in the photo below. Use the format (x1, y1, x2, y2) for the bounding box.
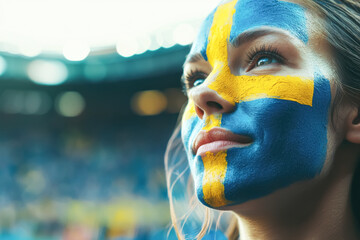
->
(231, 29, 279, 48)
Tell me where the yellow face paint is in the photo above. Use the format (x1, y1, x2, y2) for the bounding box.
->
(197, 0, 238, 207)
(202, 114, 222, 132)
(202, 151, 230, 207)
(182, 100, 196, 121)
(208, 72, 314, 106)
(207, 0, 237, 66)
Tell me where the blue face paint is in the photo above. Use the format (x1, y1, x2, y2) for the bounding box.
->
(230, 0, 308, 43)
(190, 0, 308, 61)
(182, 0, 332, 207)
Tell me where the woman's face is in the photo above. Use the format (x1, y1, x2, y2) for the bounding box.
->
(181, 0, 336, 208)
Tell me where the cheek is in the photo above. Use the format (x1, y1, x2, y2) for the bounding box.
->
(219, 72, 332, 204)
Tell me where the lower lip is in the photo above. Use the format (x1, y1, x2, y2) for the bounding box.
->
(196, 141, 251, 157)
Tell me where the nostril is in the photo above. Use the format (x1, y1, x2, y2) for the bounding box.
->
(195, 105, 204, 119)
(206, 101, 223, 110)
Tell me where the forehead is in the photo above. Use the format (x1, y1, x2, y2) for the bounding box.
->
(190, 0, 308, 61)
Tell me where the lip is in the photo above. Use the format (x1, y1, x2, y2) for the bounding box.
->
(192, 127, 253, 156)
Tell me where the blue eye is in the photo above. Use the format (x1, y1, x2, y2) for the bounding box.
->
(193, 79, 205, 87)
(256, 56, 278, 67)
(246, 46, 285, 72)
(183, 70, 208, 92)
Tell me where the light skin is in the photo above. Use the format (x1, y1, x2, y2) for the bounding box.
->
(181, 0, 360, 239)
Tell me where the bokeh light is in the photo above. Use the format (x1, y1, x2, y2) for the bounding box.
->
(136, 35, 151, 55)
(56, 91, 86, 117)
(131, 90, 167, 116)
(18, 43, 42, 58)
(148, 36, 161, 51)
(173, 23, 195, 46)
(155, 32, 164, 49)
(159, 33, 175, 49)
(27, 60, 68, 85)
(0, 0, 221, 56)
(116, 37, 139, 58)
(63, 41, 90, 61)
(0, 56, 7, 76)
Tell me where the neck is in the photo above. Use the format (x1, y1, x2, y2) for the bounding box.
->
(232, 144, 360, 240)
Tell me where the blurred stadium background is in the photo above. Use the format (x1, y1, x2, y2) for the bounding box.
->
(0, 0, 219, 239)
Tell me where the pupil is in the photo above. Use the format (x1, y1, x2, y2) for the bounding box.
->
(257, 57, 271, 66)
(194, 79, 205, 87)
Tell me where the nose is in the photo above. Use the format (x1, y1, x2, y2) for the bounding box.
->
(189, 83, 235, 119)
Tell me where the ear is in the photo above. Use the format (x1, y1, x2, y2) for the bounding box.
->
(345, 106, 360, 144)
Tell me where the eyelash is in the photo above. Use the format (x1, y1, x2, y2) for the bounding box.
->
(246, 45, 286, 70)
(182, 45, 286, 93)
(182, 69, 208, 94)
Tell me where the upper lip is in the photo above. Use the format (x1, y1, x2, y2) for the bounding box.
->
(192, 127, 253, 154)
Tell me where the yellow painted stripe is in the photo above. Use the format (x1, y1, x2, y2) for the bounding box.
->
(206, 0, 237, 66)
(200, 0, 237, 207)
(202, 151, 230, 207)
(202, 114, 222, 132)
(182, 100, 196, 121)
(208, 69, 314, 106)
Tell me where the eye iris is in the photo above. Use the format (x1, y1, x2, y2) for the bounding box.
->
(193, 79, 205, 87)
(256, 57, 274, 66)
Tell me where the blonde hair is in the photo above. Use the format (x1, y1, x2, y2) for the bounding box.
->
(165, 116, 239, 239)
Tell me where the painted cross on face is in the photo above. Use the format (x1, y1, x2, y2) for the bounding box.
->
(181, 0, 332, 208)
